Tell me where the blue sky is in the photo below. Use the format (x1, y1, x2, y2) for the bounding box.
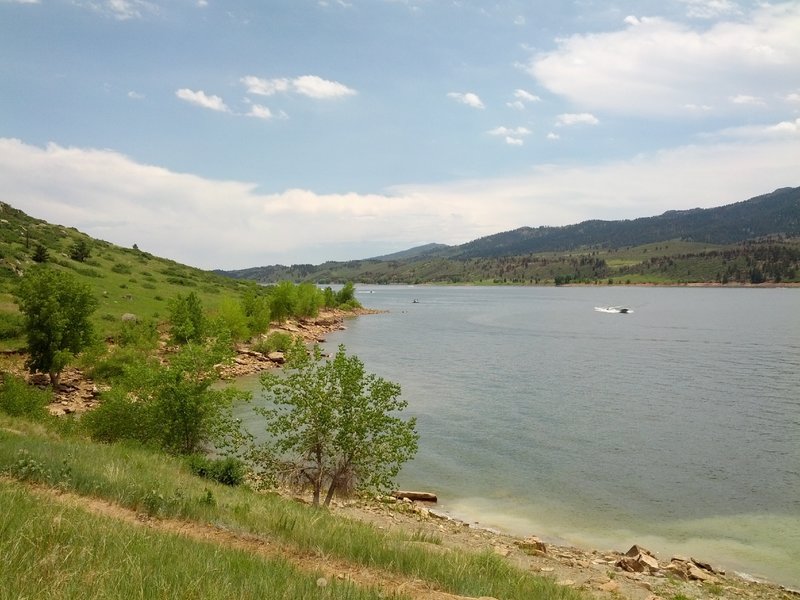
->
(1, 0, 798, 269)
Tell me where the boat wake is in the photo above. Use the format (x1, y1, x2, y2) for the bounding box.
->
(594, 306, 633, 314)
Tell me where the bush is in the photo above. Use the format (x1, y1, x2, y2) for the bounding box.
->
(253, 331, 294, 354)
(0, 312, 24, 340)
(186, 454, 246, 486)
(111, 262, 132, 274)
(0, 375, 51, 420)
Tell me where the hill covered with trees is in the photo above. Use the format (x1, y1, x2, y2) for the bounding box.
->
(221, 187, 800, 285)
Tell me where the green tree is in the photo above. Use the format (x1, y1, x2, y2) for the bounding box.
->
(84, 342, 249, 455)
(168, 291, 205, 344)
(16, 267, 97, 387)
(32, 244, 49, 263)
(335, 282, 357, 306)
(257, 343, 418, 507)
(241, 288, 271, 335)
(268, 281, 297, 323)
(69, 238, 91, 262)
(294, 282, 322, 318)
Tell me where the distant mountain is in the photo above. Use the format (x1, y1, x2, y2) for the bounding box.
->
(435, 186, 800, 260)
(367, 243, 450, 261)
(219, 187, 800, 285)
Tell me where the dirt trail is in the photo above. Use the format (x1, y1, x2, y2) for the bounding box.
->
(27, 485, 478, 600)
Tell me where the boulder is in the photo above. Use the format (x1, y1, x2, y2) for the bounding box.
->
(268, 352, 286, 364)
(516, 536, 547, 555)
(392, 490, 438, 502)
(121, 312, 138, 322)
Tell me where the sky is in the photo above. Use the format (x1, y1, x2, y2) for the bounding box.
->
(1, 0, 799, 270)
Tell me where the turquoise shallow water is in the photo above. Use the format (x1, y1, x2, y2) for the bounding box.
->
(235, 286, 800, 587)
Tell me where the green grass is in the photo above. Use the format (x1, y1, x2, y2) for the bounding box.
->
(0, 202, 259, 348)
(0, 480, 391, 600)
(0, 414, 585, 600)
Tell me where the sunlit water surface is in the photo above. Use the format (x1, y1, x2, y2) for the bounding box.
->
(234, 286, 800, 587)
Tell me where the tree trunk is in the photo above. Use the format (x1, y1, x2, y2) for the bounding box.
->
(48, 370, 59, 388)
(323, 480, 337, 507)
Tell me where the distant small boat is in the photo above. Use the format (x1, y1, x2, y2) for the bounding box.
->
(412, 299, 419, 303)
(594, 306, 633, 314)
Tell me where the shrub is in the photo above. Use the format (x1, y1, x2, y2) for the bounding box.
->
(0, 311, 24, 340)
(186, 454, 246, 486)
(0, 375, 51, 420)
(253, 331, 294, 354)
(111, 262, 132, 274)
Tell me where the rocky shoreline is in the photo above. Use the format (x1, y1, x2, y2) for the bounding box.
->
(328, 494, 799, 600)
(0, 306, 380, 416)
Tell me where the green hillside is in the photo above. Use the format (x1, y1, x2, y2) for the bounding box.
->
(0, 201, 258, 348)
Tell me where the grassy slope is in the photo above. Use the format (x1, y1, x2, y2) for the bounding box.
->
(0, 414, 583, 600)
(0, 202, 258, 349)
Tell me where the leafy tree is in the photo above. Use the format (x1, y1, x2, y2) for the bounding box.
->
(268, 281, 297, 323)
(32, 244, 49, 263)
(335, 282, 357, 306)
(16, 267, 98, 386)
(84, 342, 250, 455)
(168, 291, 206, 344)
(211, 298, 250, 342)
(257, 343, 418, 507)
(241, 288, 271, 335)
(294, 282, 323, 318)
(69, 238, 91, 262)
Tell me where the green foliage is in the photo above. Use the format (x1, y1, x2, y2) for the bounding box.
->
(117, 318, 159, 350)
(294, 282, 323, 317)
(257, 343, 419, 506)
(16, 266, 98, 386)
(241, 288, 271, 335)
(83, 342, 250, 455)
(32, 243, 49, 263)
(186, 454, 246, 486)
(168, 291, 206, 344)
(111, 261, 132, 274)
(268, 280, 296, 323)
(252, 331, 294, 354)
(0, 375, 51, 420)
(210, 297, 250, 342)
(335, 281, 357, 305)
(0, 311, 24, 340)
(69, 238, 91, 262)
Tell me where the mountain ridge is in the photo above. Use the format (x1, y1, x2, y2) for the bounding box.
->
(220, 186, 800, 284)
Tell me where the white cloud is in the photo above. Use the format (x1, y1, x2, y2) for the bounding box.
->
(241, 75, 356, 99)
(127, 90, 145, 100)
(556, 113, 599, 126)
(679, 0, 741, 19)
(713, 117, 800, 139)
(2, 136, 797, 269)
(247, 105, 273, 120)
(175, 88, 230, 113)
(529, 4, 800, 117)
(547, 132, 560, 140)
(514, 15, 525, 26)
(447, 92, 485, 109)
(488, 126, 531, 146)
(730, 94, 766, 106)
(0, 0, 40, 4)
(241, 76, 290, 96)
(78, 0, 158, 20)
(786, 92, 800, 104)
(507, 88, 541, 110)
(292, 75, 357, 99)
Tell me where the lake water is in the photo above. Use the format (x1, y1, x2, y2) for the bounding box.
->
(236, 286, 800, 587)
